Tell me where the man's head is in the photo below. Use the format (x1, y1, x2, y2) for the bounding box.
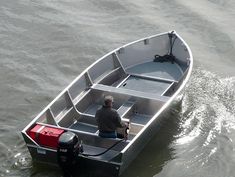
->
(104, 95, 114, 107)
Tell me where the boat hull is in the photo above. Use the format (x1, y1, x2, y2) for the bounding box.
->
(22, 31, 193, 176)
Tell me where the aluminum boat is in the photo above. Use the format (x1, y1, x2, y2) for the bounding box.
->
(22, 31, 193, 177)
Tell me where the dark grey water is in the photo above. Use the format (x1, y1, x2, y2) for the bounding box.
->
(0, 0, 235, 176)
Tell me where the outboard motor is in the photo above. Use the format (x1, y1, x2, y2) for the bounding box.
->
(57, 131, 83, 177)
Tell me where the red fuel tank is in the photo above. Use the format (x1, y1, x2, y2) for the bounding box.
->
(28, 124, 65, 149)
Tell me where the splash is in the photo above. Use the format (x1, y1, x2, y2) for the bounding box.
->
(176, 69, 235, 146)
(154, 69, 235, 177)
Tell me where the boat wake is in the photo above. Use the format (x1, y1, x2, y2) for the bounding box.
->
(177, 69, 235, 144)
(154, 68, 235, 177)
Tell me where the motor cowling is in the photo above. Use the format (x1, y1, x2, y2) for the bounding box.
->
(57, 131, 83, 168)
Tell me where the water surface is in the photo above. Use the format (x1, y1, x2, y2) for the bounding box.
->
(0, 0, 235, 176)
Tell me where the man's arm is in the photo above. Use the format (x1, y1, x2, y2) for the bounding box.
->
(114, 110, 127, 128)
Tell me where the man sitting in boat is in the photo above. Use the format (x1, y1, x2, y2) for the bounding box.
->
(95, 95, 127, 138)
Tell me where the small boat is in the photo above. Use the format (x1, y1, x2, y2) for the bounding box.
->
(22, 31, 193, 177)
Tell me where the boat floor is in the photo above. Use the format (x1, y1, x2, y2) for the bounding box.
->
(130, 114, 152, 125)
(108, 61, 183, 96)
(126, 61, 183, 81)
(84, 104, 101, 115)
(118, 76, 172, 95)
(70, 122, 98, 133)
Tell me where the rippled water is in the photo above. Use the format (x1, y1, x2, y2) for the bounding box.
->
(0, 0, 235, 177)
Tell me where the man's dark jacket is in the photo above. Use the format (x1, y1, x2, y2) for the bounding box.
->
(95, 105, 124, 132)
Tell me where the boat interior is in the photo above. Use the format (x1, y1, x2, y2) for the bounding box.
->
(30, 33, 190, 154)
